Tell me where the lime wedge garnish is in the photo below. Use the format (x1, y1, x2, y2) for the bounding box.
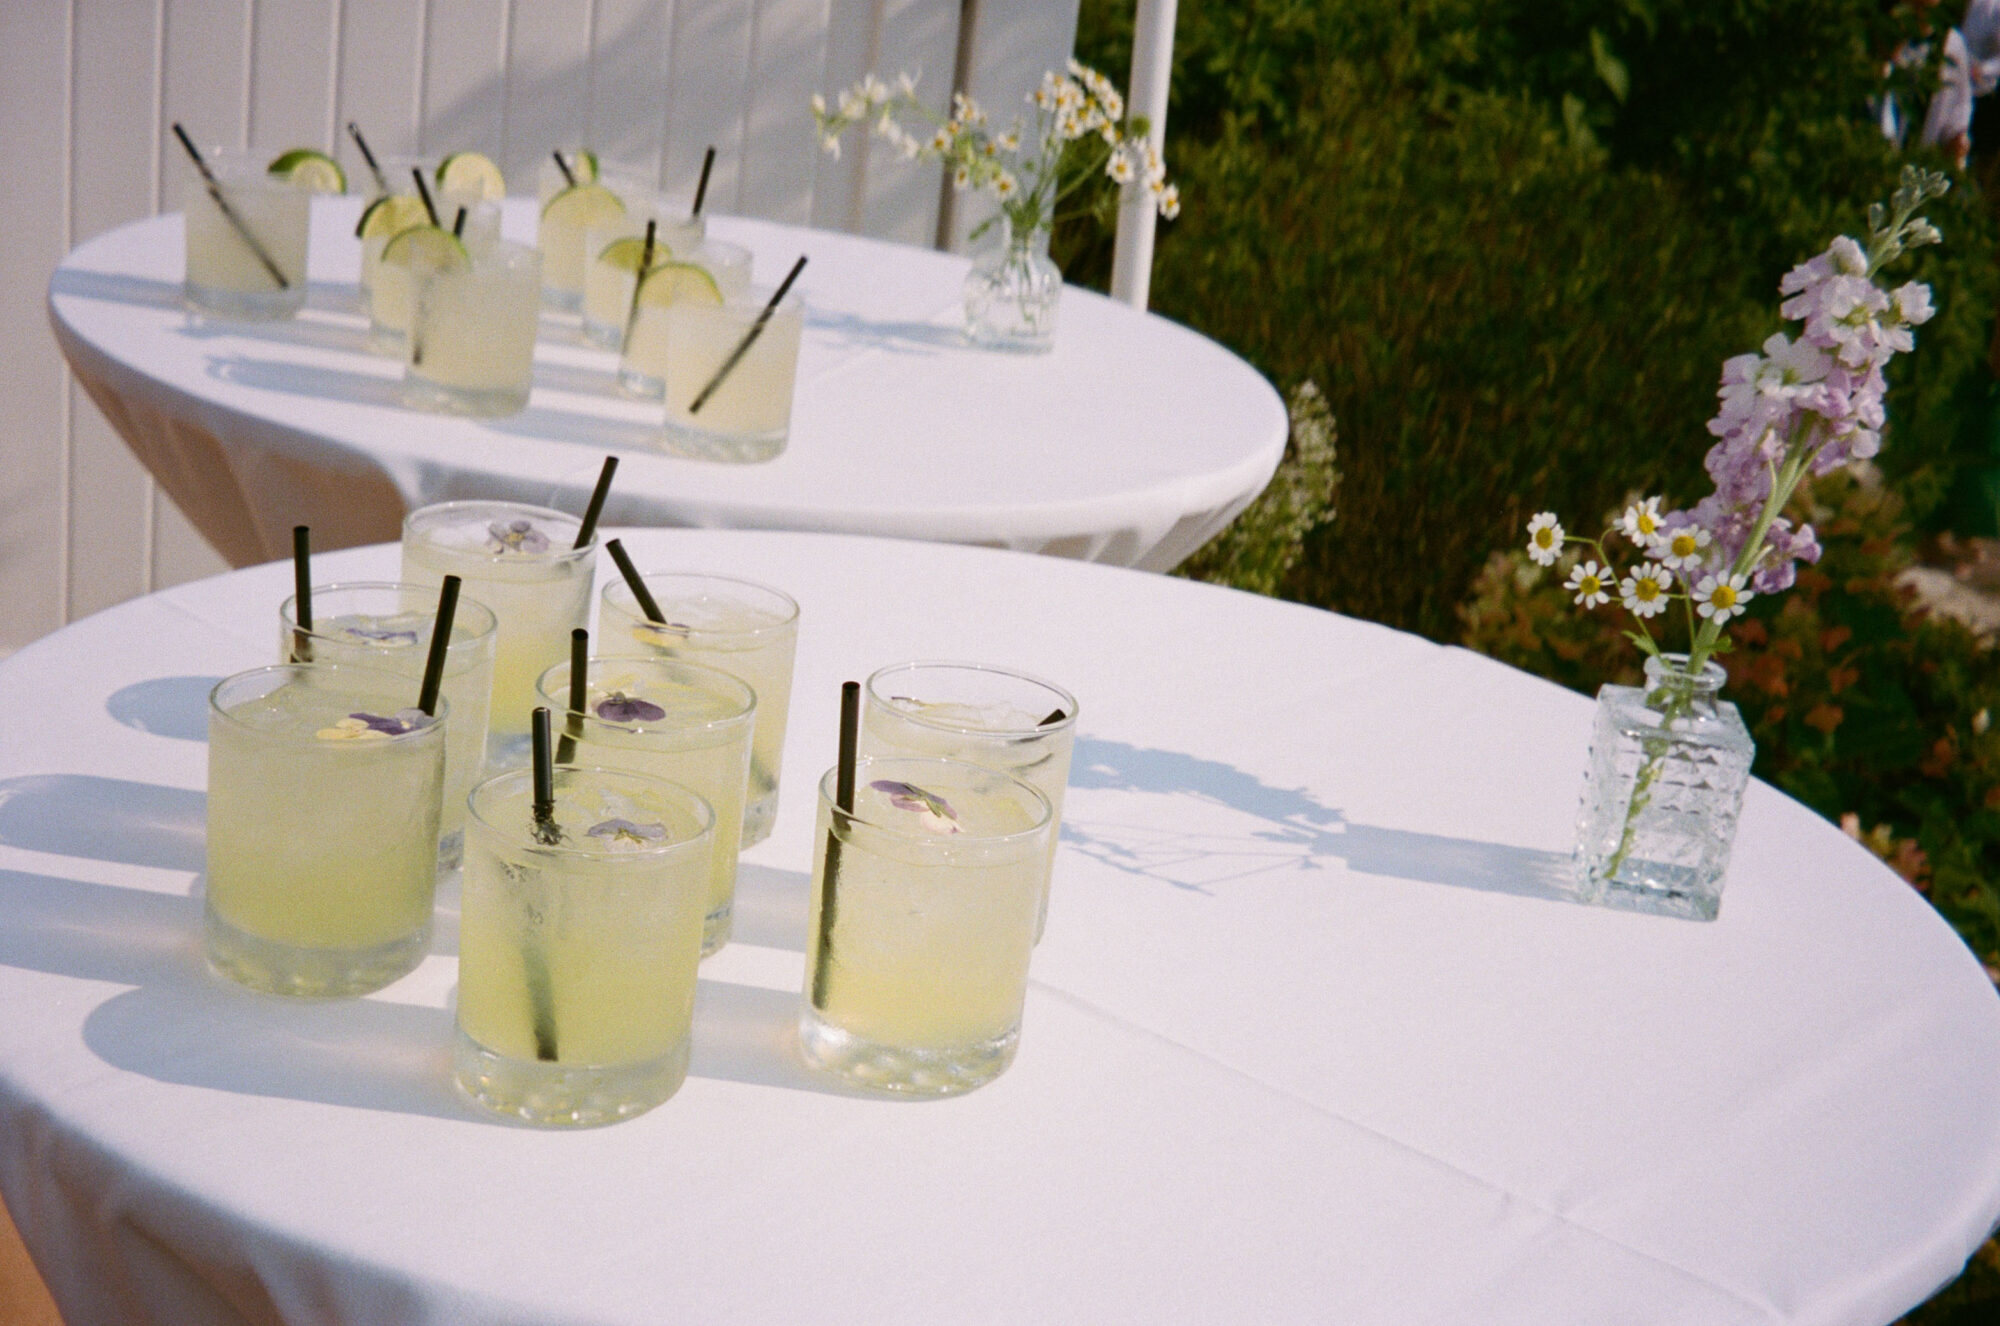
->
(437, 151, 505, 201)
(541, 182, 626, 230)
(575, 150, 600, 183)
(379, 225, 472, 275)
(596, 235, 674, 272)
(268, 148, 346, 194)
(357, 193, 432, 240)
(635, 261, 724, 309)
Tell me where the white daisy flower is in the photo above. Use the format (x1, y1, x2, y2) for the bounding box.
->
(1620, 562, 1672, 618)
(1658, 524, 1711, 570)
(1618, 497, 1665, 547)
(991, 171, 1018, 200)
(820, 135, 842, 160)
(997, 131, 1020, 152)
(952, 164, 971, 190)
(810, 92, 828, 117)
(1525, 512, 1564, 566)
(861, 74, 889, 105)
(1693, 573, 1753, 623)
(1565, 560, 1612, 609)
(929, 127, 953, 153)
(1106, 151, 1136, 185)
(1102, 89, 1124, 121)
(896, 71, 918, 97)
(1157, 183, 1180, 219)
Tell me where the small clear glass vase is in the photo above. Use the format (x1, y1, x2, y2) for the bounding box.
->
(963, 216, 1061, 353)
(1572, 654, 1755, 921)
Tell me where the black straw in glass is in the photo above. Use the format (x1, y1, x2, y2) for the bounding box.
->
(290, 525, 313, 662)
(605, 538, 666, 622)
(688, 254, 806, 415)
(346, 121, 389, 195)
(171, 124, 290, 289)
(452, 205, 467, 239)
(416, 575, 460, 717)
(620, 219, 658, 349)
(811, 680, 861, 1009)
(411, 166, 440, 227)
(574, 455, 618, 548)
(526, 707, 561, 1060)
(551, 150, 576, 189)
(691, 146, 716, 217)
(556, 628, 588, 765)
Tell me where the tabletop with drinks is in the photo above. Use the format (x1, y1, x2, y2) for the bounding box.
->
(7, 140, 1999, 1324)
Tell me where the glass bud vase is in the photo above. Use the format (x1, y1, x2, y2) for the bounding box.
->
(1572, 653, 1754, 921)
(963, 216, 1061, 353)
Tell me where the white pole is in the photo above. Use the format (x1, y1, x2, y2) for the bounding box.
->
(1110, 0, 1176, 309)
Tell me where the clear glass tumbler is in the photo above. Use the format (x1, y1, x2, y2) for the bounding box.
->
(182, 148, 311, 320)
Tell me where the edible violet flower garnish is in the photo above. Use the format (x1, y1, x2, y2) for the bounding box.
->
(594, 691, 667, 724)
(587, 817, 668, 846)
(337, 624, 422, 647)
(486, 519, 551, 555)
(317, 709, 432, 741)
(870, 779, 962, 835)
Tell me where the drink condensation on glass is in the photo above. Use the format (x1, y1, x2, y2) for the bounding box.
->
(538, 657, 755, 955)
(401, 501, 596, 763)
(861, 662, 1078, 940)
(581, 199, 707, 349)
(617, 241, 755, 398)
(279, 582, 498, 868)
(455, 766, 714, 1126)
(205, 663, 447, 997)
(182, 148, 311, 320)
(799, 756, 1052, 1095)
(599, 573, 798, 845)
(405, 239, 542, 417)
(660, 287, 804, 463)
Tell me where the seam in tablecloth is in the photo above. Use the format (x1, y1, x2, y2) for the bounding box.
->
(1027, 977, 1790, 1325)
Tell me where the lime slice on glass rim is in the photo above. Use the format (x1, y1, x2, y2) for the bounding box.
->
(437, 151, 505, 201)
(634, 261, 723, 309)
(267, 148, 346, 194)
(541, 182, 625, 231)
(356, 193, 433, 241)
(596, 235, 676, 272)
(379, 225, 472, 276)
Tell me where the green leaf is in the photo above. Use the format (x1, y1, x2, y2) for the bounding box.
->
(1589, 29, 1630, 105)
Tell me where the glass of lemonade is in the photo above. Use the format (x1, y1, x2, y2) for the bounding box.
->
(367, 197, 502, 353)
(581, 199, 707, 349)
(205, 663, 447, 996)
(539, 169, 649, 312)
(456, 765, 713, 1126)
(537, 657, 755, 955)
(861, 663, 1078, 941)
(404, 239, 542, 416)
(279, 582, 498, 868)
(599, 573, 798, 845)
(799, 756, 1052, 1095)
(183, 148, 312, 320)
(660, 286, 805, 463)
(617, 241, 755, 398)
(402, 502, 597, 764)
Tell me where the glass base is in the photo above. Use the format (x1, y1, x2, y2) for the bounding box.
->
(205, 907, 428, 998)
(661, 419, 786, 464)
(963, 322, 1054, 355)
(1577, 858, 1722, 922)
(453, 1029, 688, 1126)
(740, 791, 776, 847)
(403, 374, 530, 418)
(583, 318, 623, 349)
(702, 905, 731, 958)
(186, 282, 305, 321)
(798, 1007, 1017, 1096)
(617, 365, 664, 400)
(543, 286, 583, 314)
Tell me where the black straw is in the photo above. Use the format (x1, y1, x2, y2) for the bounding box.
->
(574, 456, 618, 548)
(290, 526, 313, 662)
(620, 219, 658, 348)
(551, 150, 576, 189)
(452, 205, 467, 239)
(688, 255, 807, 415)
(691, 146, 716, 217)
(346, 121, 388, 194)
(171, 124, 290, 290)
(416, 575, 460, 716)
(411, 166, 440, 227)
(605, 538, 666, 623)
(811, 680, 861, 1009)
(1040, 707, 1068, 726)
(526, 707, 561, 1061)
(556, 628, 588, 764)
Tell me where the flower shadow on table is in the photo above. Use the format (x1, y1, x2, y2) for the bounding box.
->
(805, 308, 965, 355)
(206, 354, 406, 408)
(107, 675, 223, 743)
(1064, 737, 1574, 904)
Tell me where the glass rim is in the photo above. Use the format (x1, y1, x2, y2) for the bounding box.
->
(602, 572, 800, 636)
(187, 151, 314, 188)
(402, 499, 598, 562)
(817, 755, 1052, 846)
(279, 579, 499, 646)
(208, 661, 450, 743)
(534, 656, 757, 736)
(465, 764, 716, 860)
(863, 661, 1079, 735)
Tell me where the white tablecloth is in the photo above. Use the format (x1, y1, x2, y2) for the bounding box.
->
(47, 200, 1287, 572)
(0, 530, 1996, 1326)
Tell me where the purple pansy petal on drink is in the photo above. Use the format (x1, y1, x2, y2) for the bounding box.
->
(586, 817, 668, 845)
(486, 519, 551, 555)
(869, 779, 960, 824)
(343, 709, 434, 736)
(594, 691, 668, 723)
(338, 624, 422, 646)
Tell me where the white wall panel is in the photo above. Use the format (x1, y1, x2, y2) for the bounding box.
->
(420, 0, 508, 161)
(248, 0, 338, 153)
(587, 0, 675, 188)
(663, 0, 756, 211)
(336, 0, 427, 168)
(501, 0, 595, 186)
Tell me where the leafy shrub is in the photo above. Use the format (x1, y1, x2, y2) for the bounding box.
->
(1176, 380, 1338, 595)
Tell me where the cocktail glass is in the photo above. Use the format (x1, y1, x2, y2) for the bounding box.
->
(659, 286, 804, 463)
(404, 239, 542, 416)
(456, 766, 714, 1126)
(616, 240, 755, 398)
(599, 573, 798, 845)
(205, 663, 447, 996)
(367, 197, 502, 353)
(861, 662, 1078, 940)
(581, 199, 707, 349)
(799, 756, 1052, 1095)
(279, 582, 498, 868)
(539, 169, 649, 312)
(537, 656, 755, 955)
(401, 501, 596, 763)
(182, 147, 311, 320)
(537, 147, 608, 205)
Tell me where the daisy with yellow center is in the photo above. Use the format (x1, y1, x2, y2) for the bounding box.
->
(1620, 562, 1673, 618)
(1525, 512, 1564, 567)
(1693, 573, 1753, 623)
(1618, 497, 1665, 547)
(1565, 559, 1612, 608)
(1658, 524, 1711, 570)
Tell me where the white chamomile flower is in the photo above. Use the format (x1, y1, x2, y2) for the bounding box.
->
(952, 164, 971, 190)
(1565, 560, 1612, 609)
(810, 92, 828, 117)
(1693, 573, 1753, 623)
(838, 88, 864, 118)
(1102, 89, 1124, 121)
(1618, 497, 1665, 546)
(929, 127, 953, 153)
(1106, 151, 1136, 185)
(991, 171, 1018, 200)
(1658, 524, 1711, 570)
(820, 135, 842, 160)
(997, 131, 1020, 152)
(1620, 562, 1672, 618)
(896, 71, 918, 97)
(1157, 183, 1181, 220)
(861, 73, 889, 105)
(1525, 512, 1564, 567)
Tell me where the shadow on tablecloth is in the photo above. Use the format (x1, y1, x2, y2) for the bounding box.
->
(107, 675, 222, 743)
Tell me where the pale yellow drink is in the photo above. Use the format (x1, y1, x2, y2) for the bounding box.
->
(617, 241, 754, 396)
(402, 501, 596, 761)
(799, 757, 1052, 1095)
(538, 657, 755, 955)
(539, 172, 646, 310)
(581, 202, 706, 348)
(182, 149, 310, 320)
(205, 663, 446, 996)
(406, 239, 542, 416)
(661, 288, 804, 463)
(599, 573, 798, 845)
(367, 197, 500, 349)
(456, 766, 713, 1126)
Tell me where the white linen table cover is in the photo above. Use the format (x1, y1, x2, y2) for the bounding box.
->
(47, 198, 1287, 572)
(0, 530, 1996, 1326)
